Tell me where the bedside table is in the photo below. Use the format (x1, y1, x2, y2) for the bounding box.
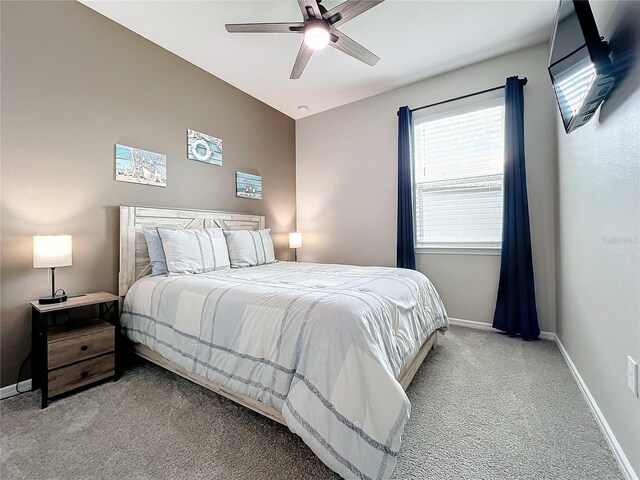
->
(31, 292, 120, 408)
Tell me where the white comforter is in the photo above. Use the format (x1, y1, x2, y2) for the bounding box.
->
(121, 261, 448, 479)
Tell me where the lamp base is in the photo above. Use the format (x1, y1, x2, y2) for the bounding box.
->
(38, 294, 67, 305)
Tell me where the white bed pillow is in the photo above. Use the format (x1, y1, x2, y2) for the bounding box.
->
(223, 229, 276, 267)
(143, 229, 168, 276)
(156, 227, 230, 274)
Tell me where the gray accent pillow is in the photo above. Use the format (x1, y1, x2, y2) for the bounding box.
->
(157, 227, 230, 274)
(223, 229, 276, 268)
(143, 229, 168, 276)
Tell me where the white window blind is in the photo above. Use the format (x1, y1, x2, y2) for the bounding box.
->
(413, 96, 505, 248)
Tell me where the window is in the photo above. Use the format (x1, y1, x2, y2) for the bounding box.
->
(413, 96, 505, 249)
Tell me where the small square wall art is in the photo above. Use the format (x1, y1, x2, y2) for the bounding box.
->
(187, 129, 222, 166)
(115, 144, 166, 187)
(236, 172, 262, 200)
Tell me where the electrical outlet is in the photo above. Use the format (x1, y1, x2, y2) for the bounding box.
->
(628, 357, 638, 397)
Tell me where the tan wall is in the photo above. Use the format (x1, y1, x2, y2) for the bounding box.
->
(296, 43, 557, 333)
(556, 0, 640, 474)
(0, 1, 296, 387)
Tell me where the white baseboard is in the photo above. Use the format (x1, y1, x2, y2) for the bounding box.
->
(555, 335, 638, 480)
(448, 317, 556, 341)
(0, 379, 32, 400)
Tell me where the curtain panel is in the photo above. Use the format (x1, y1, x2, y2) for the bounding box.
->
(397, 106, 416, 270)
(492, 76, 540, 340)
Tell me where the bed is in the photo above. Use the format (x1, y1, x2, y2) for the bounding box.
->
(119, 205, 448, 480)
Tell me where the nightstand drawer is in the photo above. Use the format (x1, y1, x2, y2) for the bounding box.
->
(48, 320, 114, 369)
(47, 353, 115, 397)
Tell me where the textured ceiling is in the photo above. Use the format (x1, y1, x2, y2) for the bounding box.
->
(80, 0, 559, 119)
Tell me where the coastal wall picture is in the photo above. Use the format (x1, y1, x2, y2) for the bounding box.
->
(187, 129, 222, 166)
(115, 144, 167, 187)
(236, 172, 262, 200)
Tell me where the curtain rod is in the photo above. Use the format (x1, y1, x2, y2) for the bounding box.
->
(409, 77, 528, 113)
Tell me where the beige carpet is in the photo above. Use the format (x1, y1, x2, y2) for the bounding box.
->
(1, 326, 622, 479)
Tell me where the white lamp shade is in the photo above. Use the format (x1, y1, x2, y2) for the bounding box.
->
(33, 235, 72, 268)
(289, 232, 302, 249)
(303, 24, 330, 50)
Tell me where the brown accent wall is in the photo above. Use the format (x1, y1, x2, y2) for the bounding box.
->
(0, 1, 296, 387)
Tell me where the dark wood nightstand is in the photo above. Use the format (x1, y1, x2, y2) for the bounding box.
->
(31, 292, 120, 408)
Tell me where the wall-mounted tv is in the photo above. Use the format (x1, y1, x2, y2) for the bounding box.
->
(548, 0, 615, 133)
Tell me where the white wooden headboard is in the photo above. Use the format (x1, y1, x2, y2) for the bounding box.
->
(119, 205, 265, 296)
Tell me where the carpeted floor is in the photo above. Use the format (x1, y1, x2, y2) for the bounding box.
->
(1, 326, 622, 480)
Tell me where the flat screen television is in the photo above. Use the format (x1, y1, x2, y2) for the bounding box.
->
(548, 0, 615, 133)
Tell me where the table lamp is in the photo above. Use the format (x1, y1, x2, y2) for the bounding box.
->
(289, 232, 302, 262)
(33, 235, 72, 304)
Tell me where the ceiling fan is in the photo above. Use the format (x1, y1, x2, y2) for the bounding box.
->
(225, 0, 385, 79)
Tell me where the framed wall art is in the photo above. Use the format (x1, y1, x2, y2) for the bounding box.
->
(115, 144, 166, 187)
(236, 172, 262, 200)
(187, 129, 222, 166)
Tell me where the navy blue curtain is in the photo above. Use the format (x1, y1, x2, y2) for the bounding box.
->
(397, 106, 416, 270)
(493, 77, 540, 340)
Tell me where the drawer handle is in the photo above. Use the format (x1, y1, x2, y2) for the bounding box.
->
(80, 371, 89, 378)
(80, 345, 88, 351)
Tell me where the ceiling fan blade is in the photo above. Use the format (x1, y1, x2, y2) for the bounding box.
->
(297, 0, 322, 20)
(225, 22, 304, 33)
(290, 41, 313, 79)
(330, 30, 379, 66)
(323, 0, 384, 27)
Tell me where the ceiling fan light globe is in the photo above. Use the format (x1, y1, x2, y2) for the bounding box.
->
(304, 24, 330, 50)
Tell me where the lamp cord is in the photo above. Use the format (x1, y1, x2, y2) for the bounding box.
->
(15, 351, 31, 394)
